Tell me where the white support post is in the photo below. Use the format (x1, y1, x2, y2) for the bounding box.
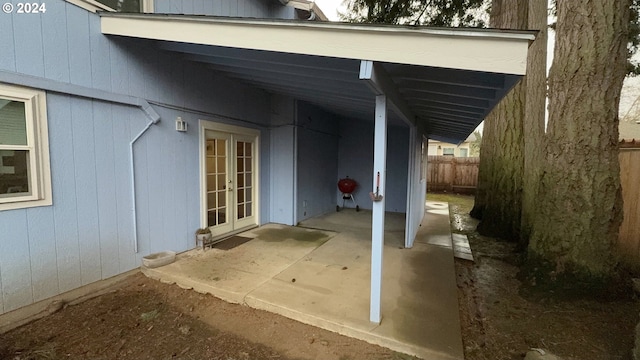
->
(370, 94, 387, 324)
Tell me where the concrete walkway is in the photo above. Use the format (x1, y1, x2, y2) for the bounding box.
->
(143, 202, 463, 360)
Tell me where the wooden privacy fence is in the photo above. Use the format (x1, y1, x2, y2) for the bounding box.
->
(618, 142, 640, 268)
(427, 155, 480, 193)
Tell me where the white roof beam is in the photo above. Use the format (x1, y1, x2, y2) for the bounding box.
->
(360, 60, 416, 126)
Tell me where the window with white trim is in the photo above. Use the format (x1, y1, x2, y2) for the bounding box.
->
(442, 147, 455, 156)
(0, 84, 51, 211)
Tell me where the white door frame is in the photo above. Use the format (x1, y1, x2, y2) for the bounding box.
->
(199, 120, 261, 232)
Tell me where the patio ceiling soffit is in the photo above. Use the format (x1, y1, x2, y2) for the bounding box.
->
(100, 14, 535, 142)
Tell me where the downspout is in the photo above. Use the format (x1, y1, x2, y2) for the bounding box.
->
(131, 101, 160, 253)
(0, 69, 160, 254)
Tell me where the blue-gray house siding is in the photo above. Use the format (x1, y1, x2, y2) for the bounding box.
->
(0, 0, 414, 316)
(153, 0, 290, 18)
(0, 0, 278, 314)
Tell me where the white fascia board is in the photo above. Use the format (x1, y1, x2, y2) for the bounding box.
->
(101, 15, 534, 75)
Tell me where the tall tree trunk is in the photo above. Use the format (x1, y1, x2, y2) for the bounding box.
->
(472, 0, 528, 240)
(520, 0, 548, 244)
(528, 1, 629, 279)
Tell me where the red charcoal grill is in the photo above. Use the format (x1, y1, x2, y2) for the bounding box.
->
(337, 176, 360, 212)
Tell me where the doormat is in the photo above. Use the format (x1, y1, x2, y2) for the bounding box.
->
(213, 236, 253, 251)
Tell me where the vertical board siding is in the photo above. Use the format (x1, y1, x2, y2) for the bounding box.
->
(71, 98, 103, 285)
(160, 119, 177, 252)
(13, 10, 44, 77)
(296, 102, 339, 222)
(0, 9, 16, 71)
(89, 14, 112, 92)
(154, 0, 171, 13)
(66, 7, 92, 88)
(0, 210, 32, 312)
(154, 0, 284, 18)
(182, 0, 194, 15)
(405, 132, 426, 248)
(48, 96, 82, 293)
(112, 107, 136, 273)
(109, 41, 131, 96)
(270, 126, 295, 225)
(337, 121, 410, 212)
(42, 1, 70, 82)
(145, 124, 165, 254)
(26, 206, 59, 302)
(93, 101, 120, 279)
(0, 0, 274, 315)
(170, 0, 182, 13)
(260, 129, 271, 225)
(386, 126, 410, 212)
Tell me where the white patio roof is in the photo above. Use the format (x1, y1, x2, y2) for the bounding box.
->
(100, 14, 535, 142)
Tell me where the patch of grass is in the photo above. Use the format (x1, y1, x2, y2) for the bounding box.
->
(427, 192, 474, 213)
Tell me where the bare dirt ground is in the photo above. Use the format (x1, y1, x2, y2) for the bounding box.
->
(429, 192, 640, 360)
(0, 274, 416, 360)
(2, 194, 637, 360)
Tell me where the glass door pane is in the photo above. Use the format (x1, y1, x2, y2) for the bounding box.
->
(206, 137, 228, 227)
(236, 141, 253, 220)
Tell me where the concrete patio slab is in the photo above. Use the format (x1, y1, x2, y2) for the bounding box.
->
(142, 202, 463, 360)
(143, 224, 336, 304)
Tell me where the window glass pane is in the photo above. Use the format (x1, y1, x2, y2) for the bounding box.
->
(206, 175, 216, 191)
(216, 139, 225, 156)
(95, 0, 141, 12)
(237, 173, 244, 188)
(245, 157, 252, 171)
(0, 150, 30, 197)
(443, 148, 455, 156)
(218, 209, 226, 224)
(217, 191, 226, 207)
(217, 157, 225, 173)
(237, 158, 244, 172)
(207, 192, 216, 210)
(208, 210, 217, 226)
(206, 157, 215, 174)
(237, 188, 244, 203)
(206, 140, 215, 156)
(0, 100, 27, 145)
(246, 202, 252, 217)
(237, 204, 245, 219)
(237, 141, 244, 156)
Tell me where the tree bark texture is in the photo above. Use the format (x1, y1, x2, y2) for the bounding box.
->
(472, 0, 528, 240)
(520, 0, 548, 244)
(528, 0, 629, 277)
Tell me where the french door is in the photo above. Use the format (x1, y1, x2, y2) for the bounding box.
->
(204, 130, 256, 237)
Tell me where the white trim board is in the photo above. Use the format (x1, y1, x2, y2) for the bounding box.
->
(100, 14, 534, 75)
